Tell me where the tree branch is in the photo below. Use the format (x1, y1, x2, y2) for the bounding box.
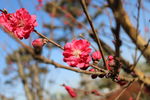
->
(107, 0, 150, 62)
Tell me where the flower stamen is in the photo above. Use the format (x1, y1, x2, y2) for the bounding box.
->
(73, 49, 81, 57)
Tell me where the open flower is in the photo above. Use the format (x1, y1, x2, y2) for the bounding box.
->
(0, 8, 37, 39)
(63, 39, 91, 69)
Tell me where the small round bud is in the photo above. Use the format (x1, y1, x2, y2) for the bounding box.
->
(32, 38, 47, 48)
(98, 74, 105, 78)
(92, 51, 102, 61)
(89, 69, 98, 79)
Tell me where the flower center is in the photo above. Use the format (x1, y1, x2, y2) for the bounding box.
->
(18, 19, 25, 27)
(73, 49, 81, 57)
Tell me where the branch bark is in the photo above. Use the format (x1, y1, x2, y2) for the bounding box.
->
(107, 0, 150, 61)
(16, 53, 34, 100)
(31, 64, 43, 100)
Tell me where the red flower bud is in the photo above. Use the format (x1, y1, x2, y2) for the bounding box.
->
(89, 69, 97, 79)
(32, 38, 47, 48)
(62, 84, 77, 98)
(92, 51, 102, 61)
(106, 55, 115, 70)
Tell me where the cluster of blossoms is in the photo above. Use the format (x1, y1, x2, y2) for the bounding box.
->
(0, 8, 129, 99)
(63, 39, 115, 71)
(0, 8, 37, 39)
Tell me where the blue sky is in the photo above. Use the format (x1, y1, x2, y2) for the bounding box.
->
(0, 0, 150, 99)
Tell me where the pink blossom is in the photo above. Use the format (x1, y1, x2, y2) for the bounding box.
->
(63, 39, 91, 69)
(32, 38, 47, 48)
(63, 85, 77, 98)
(106, 55, 115, 70)
(108, 55, 114, 60)
(92, 51, 102, 61)
(0, 8, 38, 39)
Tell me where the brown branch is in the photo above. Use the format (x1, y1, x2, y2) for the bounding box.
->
(48, 2, 89, 32)
(34, 55, 105, 75)
(80, 0, 107, 68)
(107, 0, 150, 62)
(135, 83, 144, 100)
(34, 30, 64, 50)
(134, 0, 141, 65)
(90, 64, 108, 73)
(32, 64, 43, 100)
(16, 53, 34, 100)
(4, 25, 150, 86)
(90, 33, 150, 85)
(131, 39, 150, 70)
(5, 30, 137, 84)
(111, 22, 121, 57)
(6, 31, 106, 76)
(114, 81, 134, 100)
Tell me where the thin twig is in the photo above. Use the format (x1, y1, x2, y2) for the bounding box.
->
(114, 81, 134, 100)
(132, 39, 150, 70)
(5, 31, 107, 76)
(80, 0, 107, 68)
(134, 0, 141, 65)
(49, 2, 89, 32)
(135, 83, 144, 100)
(34, 30, 64, 50)
(3, 29, 144, 85)
(32, 64, 43, 100)
(90, 64, 108, 73)
(111, 22, 121, 57)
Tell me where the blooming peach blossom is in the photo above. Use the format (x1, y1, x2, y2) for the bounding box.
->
(0, 8, 37, 39)
(63, 39, 91, 69)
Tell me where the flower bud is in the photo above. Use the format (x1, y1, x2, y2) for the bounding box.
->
(92, 51, 102, 61)
(89, 69, 97, 79)
(32, 38, 47, 48)
(62, 84, 77, 98)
